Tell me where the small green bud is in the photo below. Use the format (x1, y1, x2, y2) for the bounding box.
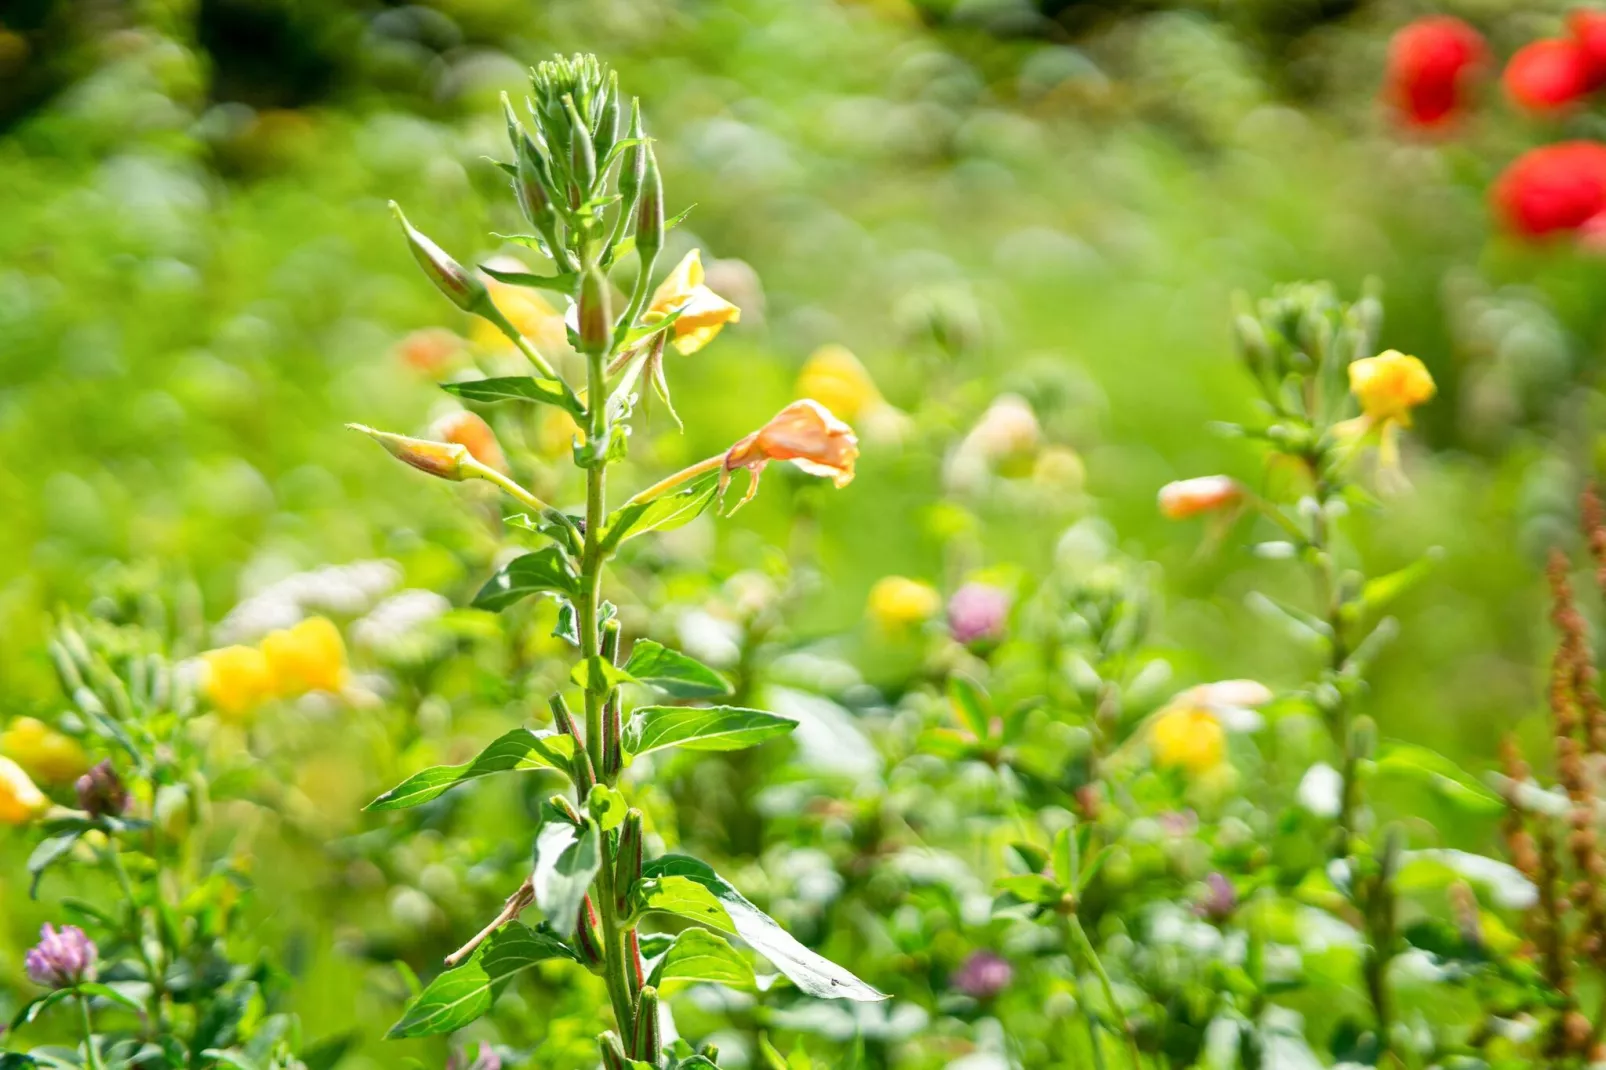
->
(595, 71, 620, 165)
(632, 985, 660, 1060)
(390, 202, 490, 314)
(603, 692, 623, 779)
(598, 1032, 630, 1070)
(698, 1043, 720, 1062)
(565, 94, 597, 204)
(634, 144, 664, 263)
(579, 268, 612, 356)
(1348, 715, 1377, 763)
(614, 809, 643, 915)
(601, 617, 621, 663)
(348, 424, 471, 481)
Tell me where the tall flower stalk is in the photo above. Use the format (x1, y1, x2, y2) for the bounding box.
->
(358, 54, 878, 1064)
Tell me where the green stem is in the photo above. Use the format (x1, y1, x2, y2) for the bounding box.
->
(103, 845, 167, 1036)
(77, 991, 105, 1070)
(1069, 915, 1141, 1070)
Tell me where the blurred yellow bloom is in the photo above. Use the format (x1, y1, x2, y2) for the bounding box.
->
(470, 279, 564, 353)
(538, 407, 585, 459)
(0, 756, 47, 825)
(261, 617, 348, 697)
(200, 645, 275, 721)
(1348, 351, 1435, 427)
(796, 345, 884, 422)
(867, 577, 942, 629)
(0, 717, 88, 785)
(648, 250, 740, 355)
(1150, 706, 1225, 775)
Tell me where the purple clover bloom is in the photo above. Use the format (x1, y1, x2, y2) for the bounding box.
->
(24, 924, 97, 989)
(948, 583, 1011, 645)
(1195, 872, 1237, 923)
(951, 950, 1013, 1000)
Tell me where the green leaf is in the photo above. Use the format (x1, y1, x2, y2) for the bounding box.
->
(9, 989, 72, 1030)
(995, 874, 1061, 904)
(473, 548, 579, 611)
(622, 640, 729, 699)
(1373, 742, 1504, 816)
(947, 676, 991, 740)
(571, 656, 633, 693)
(648, 928, 757, 992)
(479, 264, 580, 296)
(638, 874, 734, 930)
(0, 1054, 38, 1070)
(599, 469, 721, 551)
(553, 598, 614, 647)
(77, 982, 146, 1019)
(1356, 550, 1441, 617)
(443, 376, 582, 418)
(386, 923, 577, 1038)
(28, 832, 81, 898)
(533, 814, 602, 937)
(364, 728, 575, 811)
(623, 706, 797, 758)
(639, 855, 885, 1001)
(586, 784, 628, 832)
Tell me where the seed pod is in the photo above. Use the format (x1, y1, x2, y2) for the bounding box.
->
(632, 985, 660, 1060)
(634, 144, 664, 266)
(615, 809, 644, 915)
(390, 202, 491, 315)
(627, 929, 645, 994)
(565, 94, 597, 204)
(597, 1032, 630, 1070)
(578, 267, 612, 357)
(603, 691, 623, 779)
(548, 694, 596, 790)
(76, 760, 128, 819)
(575, 895, 606, 970)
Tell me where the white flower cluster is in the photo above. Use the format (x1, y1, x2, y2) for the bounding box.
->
(216, 560, 402, 644)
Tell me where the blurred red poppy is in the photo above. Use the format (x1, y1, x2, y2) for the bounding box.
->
(1570, 10, 1606, 89)
(1385, 16, 1488, 128)
(1505, 38, 1591, 112)
(1492, 141, 1606, 237)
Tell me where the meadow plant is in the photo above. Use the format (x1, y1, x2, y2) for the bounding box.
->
(351, 55, 881, 1065)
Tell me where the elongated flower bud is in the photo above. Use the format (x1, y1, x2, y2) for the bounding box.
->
(634, 145, 664, 264)
(603, 692, 623, 779)
(598, 1033, 630, 1070)
(632, 986, 660, 1060)
(579, 268, 612, 356)
(507, 98, 557, 226)
(615, 809, 643, 915)
(595, 71, 620, 166)
(348, 424, 470, 481)
(618, 101, 645, 209)
(575, 895, 605, 970)
(565, 95, 596, 203)
(390, 202, 491, 314)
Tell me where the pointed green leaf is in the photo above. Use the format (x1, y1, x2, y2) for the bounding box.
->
(947, 676, 991, 740)
(533, 814, 602, 937)
(473, 548, 579, 611)
(623, 640, 729, 699)
(648, 929, 756, 992)
(365, 729, 575, 811)
(636, 874, 734, 930)
(443, 376, 582, 418)
(571, 656, 633, 693)
(479, 264, 580, 296)
(599, 469, 721, 551)
(1374, 741, 1503, 816)
(386, 923, 576, 1038)
(28, 832, 81, 898)
(623, 706, 796, 758)
(586, 784, 628, 832)
(640, 855, 884, 1001)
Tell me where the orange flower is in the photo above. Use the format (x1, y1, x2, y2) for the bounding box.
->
(430, 410, 508, 474)
(397, 328, 464, 377)
(648, 250, 741, 355)
(720, 400, 859, 508)
(1158, 476, 1243, 520)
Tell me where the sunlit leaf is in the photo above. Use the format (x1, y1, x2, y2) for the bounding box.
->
(648, 928, 756, 992)
(473, 548, 579, 611)
(442, 376, 581, 417)
(386, 924, 576, 1038)
(599, 469, 721, 551)
(623, 706, 796, 757)
(622, 640, 728, 699)
(533, 813, 601, 937)
(364, 729, 574, 811)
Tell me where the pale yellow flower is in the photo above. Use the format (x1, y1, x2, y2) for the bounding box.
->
(867, 577, 942, 629)
(0, 756, 47, 825)
(537, 407, 585, 460)
(721, 400, 859, 508)
(796, 345, 884, 423)
(470, 278, 565, 354)
(1349, 351, 1436, 427)
(200, 645, 275, 722)
(261, 617, 348, 697)
(0, 717, 88, 785)
(1150, 706, 1226, 775)
(648, 250, 741, 355)
(1158, 476, 1243, 520)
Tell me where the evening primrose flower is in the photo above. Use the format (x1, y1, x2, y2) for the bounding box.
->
(1339, 350, 1436, 470)
(867, 576, 943, 629)
(1150, 706, 1226, 774)
(796, 345, 885, 422)
(1158, 476, 1243, 520)
(199, 644, 275, 721)
(260, 616, 348, 696)
(0, 717, 89, 785)
(720, 399, 858, 508)
(469, 276, 566, 356)
(648, 249, 741, 355)
(0, 756, 47, 824)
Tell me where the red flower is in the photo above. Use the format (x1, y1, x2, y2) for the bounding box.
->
(1570, 10, 1606, 90)
(1385, 16, 1488, 128)
(1505, 38, 1591, 112)
(1492, 141, 1606, 238)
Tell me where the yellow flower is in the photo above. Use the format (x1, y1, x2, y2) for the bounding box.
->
(867, 577, 942, 629)
(0, 718, 89, 785)
(537, 407, 585, 459)
(1348, 351, 1435, 427)
(260, 616, 348, 697)
(0, 756, 47, 825)
(200, 645, 275, 721)
(648, 250, 741, 355)
(796, 345, 884, 422)
(469, 278, 564, 354)
(1150, 706, 1226, 775)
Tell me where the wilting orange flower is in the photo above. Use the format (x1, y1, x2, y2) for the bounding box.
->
(648, 250, 741, 355)
(349, 424, 472, 481)
(721, 400, 858, 508)
(0, 756, 47, 825)
(200, 645, 275, 721)
(261, 617, 348, 696)
(1158, 476, 1243, 520)
(430, 410, 508, 474)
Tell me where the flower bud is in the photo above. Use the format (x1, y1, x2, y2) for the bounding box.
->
(598, 1033, 630, 1070)
(429, 410, 509, 474)
(1157, 476, 1243, 520)
(390, 202, 492, 315)
(951, 951, 1012, 1000)
(634, 144, 664, 264)
(614, 809, 644, 915)
(594, 71, 620, 166)
(506, 97, 558, 231)
(698, 1043, 720, 1061)
(348, 424, 472, 481)
(24, 924, 97, 989)
(632, 985, 660, 1060)
(617, 101, 646, 219)
(565, 95, 597, 203)
(76, 760, 129, 819)
(947, 583, 1011, 646)
(578, 268, 612, 357)
(575, 895, 605, 970)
